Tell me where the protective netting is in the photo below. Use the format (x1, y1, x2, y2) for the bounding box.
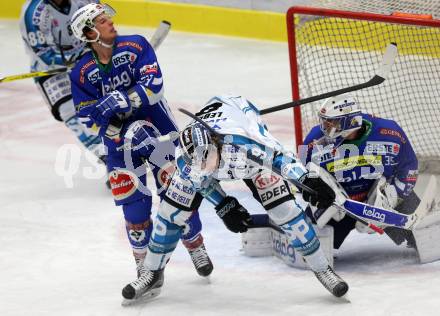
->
(288, 4, 440, 172)
(301, 0, 440, 19)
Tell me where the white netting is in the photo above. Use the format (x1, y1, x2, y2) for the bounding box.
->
(301, 0, 440, 18)
(288, 1, 440, 172)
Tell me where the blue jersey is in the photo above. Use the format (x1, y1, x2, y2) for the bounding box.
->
(70, 34, 177, 153)
(70, 34, 178, 205)
(303, 114, 418, 201)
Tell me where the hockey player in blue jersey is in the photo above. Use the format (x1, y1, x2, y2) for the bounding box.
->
(20, 0, 102, 155)
(68, 3, 215, 277)
(302, 94, 419, 248)
(120, 95, 349, 305)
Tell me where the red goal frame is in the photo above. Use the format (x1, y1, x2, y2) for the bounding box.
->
(286, 6, 440, 148)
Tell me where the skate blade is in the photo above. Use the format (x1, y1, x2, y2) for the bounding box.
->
(336, 293, 351, 303)
(202, 275, 211, 284)
(121, 288, 162, 306)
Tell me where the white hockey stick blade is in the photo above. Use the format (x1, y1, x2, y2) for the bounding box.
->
(150, 21, 171, 50)
(375, 42, 398, 80)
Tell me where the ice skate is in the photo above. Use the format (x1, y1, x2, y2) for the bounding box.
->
(134, 256, 147, 278)
(188, 244, 214, 277)
(121, 269, 164, 306)
(314, 265, 349, 298)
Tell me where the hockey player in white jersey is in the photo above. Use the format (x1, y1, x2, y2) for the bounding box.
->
(121, 95, 349, 304)
(20, 0, 102, 156)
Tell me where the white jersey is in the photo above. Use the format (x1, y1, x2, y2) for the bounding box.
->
(19, 0, 97, 71)
(199, 95, 282, 148)
(176, 95, 306, 183)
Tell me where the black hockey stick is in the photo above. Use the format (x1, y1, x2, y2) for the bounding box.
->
(260, 43, 397, 115)
(178, 107, 384, 234)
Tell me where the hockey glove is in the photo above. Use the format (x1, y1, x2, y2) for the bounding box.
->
(92, 90, 131, 126)
(215, 196, 253, 233)
(124, 120, 158, 157)
(299, 173, 336, 210)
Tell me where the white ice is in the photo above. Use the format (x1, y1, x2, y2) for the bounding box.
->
(1, 20, 440, 316)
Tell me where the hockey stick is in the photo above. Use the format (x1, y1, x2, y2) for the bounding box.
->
(149, 21, 171, 50)
(178, 108, 384, 234)
(260, 43, 398, 115)
(0, 67, 69, 83)
(0, 21, 172, 83)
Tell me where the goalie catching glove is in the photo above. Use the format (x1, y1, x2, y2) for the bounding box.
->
(298, 172, 336, 210)
(215, 196, 253, 233)
(371, 177, 400, 210)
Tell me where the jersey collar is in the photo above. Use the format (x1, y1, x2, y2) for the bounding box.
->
(343, 119, 372, 146)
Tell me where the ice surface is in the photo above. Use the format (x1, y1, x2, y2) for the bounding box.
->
(1, 20, 439, 316)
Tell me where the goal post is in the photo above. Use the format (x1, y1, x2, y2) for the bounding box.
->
(287, 5, 440, 173)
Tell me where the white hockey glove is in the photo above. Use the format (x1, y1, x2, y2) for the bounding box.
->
(372, 177, 400, 210)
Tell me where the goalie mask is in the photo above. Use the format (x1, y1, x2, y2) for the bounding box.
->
(318, 94, 362, 139)
(179, 123, 219, 185)
(70, 3, 116, 45)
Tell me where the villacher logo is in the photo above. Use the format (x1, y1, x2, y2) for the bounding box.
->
(362, 205, 386, 223)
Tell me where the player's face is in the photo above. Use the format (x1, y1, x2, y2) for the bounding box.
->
(320, 116, 343, 138)
(94, 13, 117, 42)
(201, 147, 220, 174)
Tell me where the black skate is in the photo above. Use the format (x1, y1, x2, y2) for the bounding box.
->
(121, 269, 164, 306)
(188, 244, 214, 277)
(314, 266, 349, 298)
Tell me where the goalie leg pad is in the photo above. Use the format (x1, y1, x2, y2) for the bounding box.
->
(413, 211, 440, 263)
(241, 214, 334, 269)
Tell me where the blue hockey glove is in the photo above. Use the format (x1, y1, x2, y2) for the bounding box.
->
(78, 116, 95, 129)
(124, 120, 159, 157)
(92, 90, 131, 126)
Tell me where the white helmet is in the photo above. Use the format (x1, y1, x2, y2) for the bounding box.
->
(318, 94, 362, 139)
(69, 3, 115, 44)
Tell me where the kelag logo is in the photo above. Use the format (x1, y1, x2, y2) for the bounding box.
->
(271, 231, 296, 263)
(362, 205, 386, 222)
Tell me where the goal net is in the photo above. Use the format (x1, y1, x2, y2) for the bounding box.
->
(287, 0, 440, 173)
